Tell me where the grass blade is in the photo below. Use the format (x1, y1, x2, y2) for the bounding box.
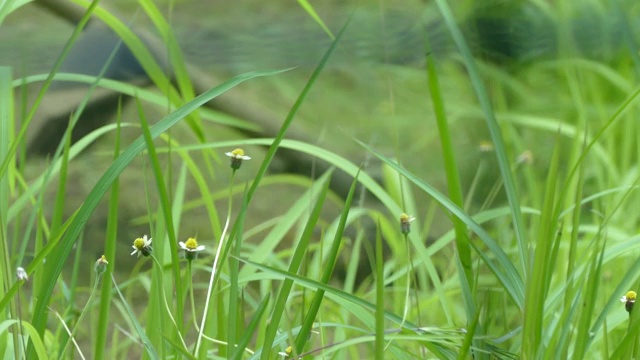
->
(259, 170, 333, 359)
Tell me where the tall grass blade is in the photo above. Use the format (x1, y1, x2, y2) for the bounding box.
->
(433, 0, 528, 274)
(522, 136, 561, 357)
(233, 294, 271, 360)
(94, 102, 123, 360)
(138, 97, 184, 332)
(294, 171, 359, 354)
(0, 66, 15, 360)
(259, 170, 333, 359)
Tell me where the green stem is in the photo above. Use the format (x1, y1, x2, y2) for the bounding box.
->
(150, 255, 187, 350)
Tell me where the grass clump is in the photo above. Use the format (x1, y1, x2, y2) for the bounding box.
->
(2, 0, 640, 359)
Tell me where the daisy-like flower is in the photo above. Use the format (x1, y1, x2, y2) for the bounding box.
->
(278, 345, 293, 358)
(400, 213, 416, 235)
(225, 148, 251, 170)
(131, 235, 153, 257)
(621, 290, 637, 313)
(16, 267, 28, 282)
(179, 237, 206, 261)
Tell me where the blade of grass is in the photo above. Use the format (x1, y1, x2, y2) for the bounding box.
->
(375, 220, 384, 360)
(232, 294, 271, 360)
(138, 97, 184, 334)
(424, 26, 473, 294)
(0, 0, 98, 182)
(294, 170, 359, 355)
(111, 274, 159, 360)
(522, 134, 561, 357)
(94, 101, 123, 360)
(433, 0, 528, 275)
(259, 170, 333, 359)
(0, 65, 15, 360)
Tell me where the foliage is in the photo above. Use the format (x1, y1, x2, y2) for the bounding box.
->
(1, 0, 640, 359)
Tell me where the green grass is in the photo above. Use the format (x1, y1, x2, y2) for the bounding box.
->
(2, 0, 640, 358)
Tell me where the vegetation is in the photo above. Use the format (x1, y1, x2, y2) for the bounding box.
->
(1, 0, 640, 359)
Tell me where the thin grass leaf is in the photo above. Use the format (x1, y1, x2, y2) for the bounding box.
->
(137, 0, 204, 140)
(424, 29, 473, 294)
(522, 134, 561, 356)
(0, 320, 48, 360)
(294, 170, 359, 354)
(433, 0, 528, 275)
(13, 73, 258, 131)
(0, 0, 99, 182)
(375, 220, 384, 360)
(110, 274, 160, 360)
(137, 97, 184, 331)
(0, 65, 15, 360)
(94, 103, 123, 360)
(233, 294, 271, 360)
(259, 170, 333, 359)
(296, 0, 335, 39)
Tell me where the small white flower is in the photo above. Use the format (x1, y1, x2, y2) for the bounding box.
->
(400, 213, 416, 235)
(131, 235, 153, 257)
(225, 148, 251, 161)
(179, 237, 205, 260)
(16, 267, 28, 282)
(225, 148, 251, 170)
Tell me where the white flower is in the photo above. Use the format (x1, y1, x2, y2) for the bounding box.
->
(131, 235, 153, 257)
(225, 148, 251, 161)
(225, 148, 251, 170)
(179, 237, 205, 260)
(16, 267, 28, 282)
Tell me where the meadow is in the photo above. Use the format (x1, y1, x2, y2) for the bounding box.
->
(1, 0, 640, 359)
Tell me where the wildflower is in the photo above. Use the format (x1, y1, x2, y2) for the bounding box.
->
(94, 255, 109, 277)
(478, 140, 494, 152)
(400, 213, 415, 235)
(131, 235, 153, 257)
(516, 150, 534, 165)
(16, 267, 28, 282)
(278, 345, 293, 357)
(621, 290, 637, 313)
(225, 148, 251, 170)
(179, 237, 206, 261)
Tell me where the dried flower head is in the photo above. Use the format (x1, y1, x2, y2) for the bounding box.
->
(131, 235, 153, 257)
(400, 213, 416, 235)
(179, 237, 206, 261)
(225, 148, 251, 170)
(622, 290, 637, 313)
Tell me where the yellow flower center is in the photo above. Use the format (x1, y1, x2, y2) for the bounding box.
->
(185, 237, 199, 250)
(133, 238, 145, 249)
(231, 148, 245, 157)
(627, 290, 637, 301)
(400, 213, 413, 224)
